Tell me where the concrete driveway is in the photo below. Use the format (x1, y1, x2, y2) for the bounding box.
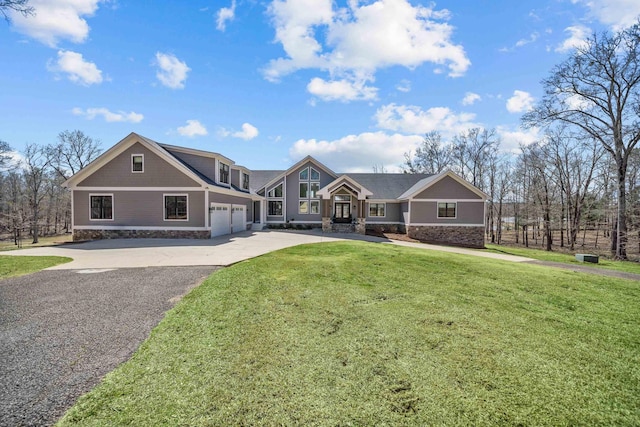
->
(2, 229, 534, 270)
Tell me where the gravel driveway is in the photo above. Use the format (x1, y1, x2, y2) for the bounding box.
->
(0, 266, 217, 427)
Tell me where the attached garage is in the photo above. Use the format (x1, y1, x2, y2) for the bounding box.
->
(231, 204, 246, 233)
(210, 203, 231, 237)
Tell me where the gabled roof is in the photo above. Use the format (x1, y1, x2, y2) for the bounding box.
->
(256, 155, 338, 192)
(397, 170, 488, 200)
(343, 173, 432, 200)
(63, 132, 210, 188)
(318, 175, 373, 200)
(250, 170, 283, 192)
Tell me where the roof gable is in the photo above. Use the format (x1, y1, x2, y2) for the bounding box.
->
(256, 156, 338, 192)
(398, 170, 487, 200)
(318, 175, 373, 200)
(64, 132, 208, 188)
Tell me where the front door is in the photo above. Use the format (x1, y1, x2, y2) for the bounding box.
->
(334, 202, 351, 223)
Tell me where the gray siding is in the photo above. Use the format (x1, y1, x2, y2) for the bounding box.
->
(74, 190, 205, 227)
(78, 142, 201, 188)
(366, 202, 402, 223)
(414, 176, 482, 200)
(231, 169, 240, 189)
(410, 201, 485, 225)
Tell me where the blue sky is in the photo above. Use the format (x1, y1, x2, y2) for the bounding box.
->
(1, 0, 639, 172)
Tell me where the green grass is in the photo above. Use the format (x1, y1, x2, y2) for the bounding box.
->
(58, 242, 640, 426)
(0, 255, 72, 279)
(485, 243, 640, 275)
(0, 234, 73, 252)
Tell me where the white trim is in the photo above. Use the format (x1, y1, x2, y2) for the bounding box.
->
(367, 202, 386, 218)
(159, 143, 234, 165)
(163, 193, 189, 222)
(367, 199, 401, 203)
(310, 167, 320, 181)
(89, 193, 114, 221)
(318, 175, 372, 200)
(205, 191, 209, 228)
(310, 200, 320, 215)
(73, 225, 208, 231)
(267, 200, 284, 217)
(299, 182, 309, 198)
(267, 182, 283, 198)
(366, 221, 404, 225)
(72, 186, 203, 192)
(408, 223, 484, 227)
(218, 161, 230, 186)
(412, 198, 484, 202)
(288, 220, 322, 224)
(131, 154, 144, 173)
(436, 201, 457, 219)
(299, 167, 309, 180)
(71, 191, 75, 231)
(259, 156, 338, 193)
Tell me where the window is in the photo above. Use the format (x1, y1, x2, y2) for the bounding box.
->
(369, 203, 385, 217)
(268, 201, 283, 216)
(299, 167, 309, 180)
(242, 173, 249, 190)
(267, 184, 283, 198)
(299, 200, 309, 214)
(310, 200, 320, 214)
(165, 195, 188, 220)
(219, 162, 230, 184)
(90, 195, 113, 220)
(299, 182, 308, 198)
(334, 194, 350, 201)
(132, 154, 144, 173)
(437, 202, 457, 218)
(310, 182, 320, 198)
(310, 168, 320, 181)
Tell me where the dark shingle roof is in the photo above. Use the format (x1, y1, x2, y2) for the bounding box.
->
(250, 170, 284, 191)
(341, 173, 433, 199)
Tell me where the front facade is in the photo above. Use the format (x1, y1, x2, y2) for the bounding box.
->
(65, 133, 487, 248)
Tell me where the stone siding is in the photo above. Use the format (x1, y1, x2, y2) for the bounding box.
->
(407, 226, 485, 248)
(73, 229, 210, 241)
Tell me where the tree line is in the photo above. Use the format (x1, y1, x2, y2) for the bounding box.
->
(0, 130, 101, 244)
(404, 21, 640, 260)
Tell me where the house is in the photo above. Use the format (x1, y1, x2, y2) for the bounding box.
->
(64, 132, 488, 248)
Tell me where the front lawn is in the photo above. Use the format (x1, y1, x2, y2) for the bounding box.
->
(484, 243, 640, 274)
(0, 255, 72, 279)
(58, 242, 640, 426)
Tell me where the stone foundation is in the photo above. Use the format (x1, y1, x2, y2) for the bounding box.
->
(73, 229, 210, 241)
(366, 223, 407, 234)
(407, 226, 485, 248)
(321, 217, 366, 234)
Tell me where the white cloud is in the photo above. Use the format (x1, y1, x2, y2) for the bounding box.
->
(506, 90, 535, 113)
(72, 107, 143, 123)
(9, 0, 101, 47)
(555, 25, 590, 53)
(233, 123, 259, 140)
(496, 126, 540, 152)
(216, 0, 236, 31)
(515, 31, 539, 48)
(265, 0, 470, 101)
(374, 103, 478, 137)
(289, 131, 423, 172)
(48, 50, 103, 85)
(307, 77, 377, 102)
(461, 92, 481, 106)
(177, 120, 208, 137)
(396, 79, 411, 93)
(573, 0, 640, 30)
(154, 52, 190, 89)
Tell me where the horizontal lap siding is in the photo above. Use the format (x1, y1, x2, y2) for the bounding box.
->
(410, 201, 484, 225)
(74, 190, 205, 227)
(77, 142, 200, 188)
(414, 176, 482, 200)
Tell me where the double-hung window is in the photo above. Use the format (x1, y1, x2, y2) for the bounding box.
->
(165, 195, 188, 220)
(131, 154, 144, 173)
(369, 203, 385, 217)
(437, 202, 456, 218)
(219, 162, 230, 184)
(242, 173, 249, 190)
(90, 194, 113, 220)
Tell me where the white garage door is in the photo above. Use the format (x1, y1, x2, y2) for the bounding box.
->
(231, 205, 246, 233)
(210, 203, 231, 237)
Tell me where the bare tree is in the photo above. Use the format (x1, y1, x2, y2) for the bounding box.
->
(452, 128, 500, 190)
(523, 22, 640, 259)
(0, 139, 13, 170)
(403, 131, 453, 174)
(46, 130, 101, 179)
(23, 144, 50, 244)
(1, 0, 34, 22)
